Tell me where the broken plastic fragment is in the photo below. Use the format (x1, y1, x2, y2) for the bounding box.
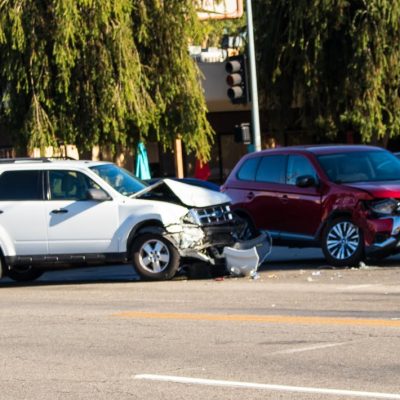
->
(250, 270, 260, 280)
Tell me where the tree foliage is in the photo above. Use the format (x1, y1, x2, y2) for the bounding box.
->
(0, 0, 213, 159)
(199, 14, 245, 48)
(134, 0, 214, 159)
(254, 0, 400, 143)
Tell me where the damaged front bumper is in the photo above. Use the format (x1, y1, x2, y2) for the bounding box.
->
(165, 220, 272, 275)
(223, 232, 272, 276)
(366, 216, 400, 257)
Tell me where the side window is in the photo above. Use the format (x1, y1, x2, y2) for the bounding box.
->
(0, 170, 43, 200)
(287, 155, 317, 185)
(49, 170, 103, 201)
(237, 157, 260, 181)
(255, 155, 286, 183)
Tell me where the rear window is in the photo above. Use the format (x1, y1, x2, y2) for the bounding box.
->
(237, 157, 260, 181)
(0, 170, 43, 200)
(255, 155, 286, 183)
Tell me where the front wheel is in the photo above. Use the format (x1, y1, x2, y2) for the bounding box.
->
(6, 266, 43, 282)
(132, 233, 180, 280)
(236, 213, 258, 240)
(322, 218, 364, 267)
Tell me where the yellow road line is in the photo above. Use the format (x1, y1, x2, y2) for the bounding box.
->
(113, 311, 400, 327)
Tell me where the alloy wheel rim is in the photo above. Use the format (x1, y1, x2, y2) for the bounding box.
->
(326, 221, 360, 260)
(139, 239, 170, 273)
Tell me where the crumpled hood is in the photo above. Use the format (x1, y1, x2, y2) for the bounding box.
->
(346, 181, 400, 198)
(133, 178, 231, 207)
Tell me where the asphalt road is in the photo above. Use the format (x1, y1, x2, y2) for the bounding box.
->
(1, 247, 400, 400)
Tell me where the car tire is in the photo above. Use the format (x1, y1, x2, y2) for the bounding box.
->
(132, 233, 180, 281)
(322, 217, 364, 267)
(0, 256, 3, 280)
(236, 213, 258, 240)
(6, 266, 43, 282)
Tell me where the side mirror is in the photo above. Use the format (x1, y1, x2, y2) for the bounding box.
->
(295, 175, 317, 188)
(87, 188, 111, 201)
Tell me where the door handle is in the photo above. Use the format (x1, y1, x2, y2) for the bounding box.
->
(51, 209, 68, 214)
(246, 191, 255, 200)
(280, 194, 289, 203)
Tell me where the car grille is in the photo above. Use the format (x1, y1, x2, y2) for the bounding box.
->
(196, 205, 234, 225)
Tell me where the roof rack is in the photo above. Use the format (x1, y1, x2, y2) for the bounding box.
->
(0, 156, 77, 164)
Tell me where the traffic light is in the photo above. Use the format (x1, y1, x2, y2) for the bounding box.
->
(225, 55, 249, 104)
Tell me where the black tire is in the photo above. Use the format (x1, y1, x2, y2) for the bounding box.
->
(132, 233, 180, 280)
(6, 266, 43, 282)
(322, 217, 364, 267)
(0, 256, 3, 280)
(237, 213, 258, 240)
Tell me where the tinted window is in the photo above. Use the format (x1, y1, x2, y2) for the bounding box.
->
(49, 170, 103, 201)
(287, 155, 317, 185)
(318, 150, 400, 183)
(237, 157, 260, 181)
(0, 170, 42, 200)
(255, 155, 286, 183)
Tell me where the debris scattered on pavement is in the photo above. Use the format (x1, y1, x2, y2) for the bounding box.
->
(359, 261, 370, 269)
(250, 270, 260, 280)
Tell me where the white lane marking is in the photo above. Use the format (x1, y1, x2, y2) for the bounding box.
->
(135, 374, 400, 399)
(272, 341, 348, 355)
(343, 284, 375, 290)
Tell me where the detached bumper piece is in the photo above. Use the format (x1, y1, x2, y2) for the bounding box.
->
(223, 232, 272, 277)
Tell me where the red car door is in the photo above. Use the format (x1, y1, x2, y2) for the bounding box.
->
(278, 154, 323, 237)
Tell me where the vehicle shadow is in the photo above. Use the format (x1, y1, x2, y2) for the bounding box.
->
(1, 249, 399, 288)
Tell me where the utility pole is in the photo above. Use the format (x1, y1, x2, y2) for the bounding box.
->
(245, 0, 262, 151)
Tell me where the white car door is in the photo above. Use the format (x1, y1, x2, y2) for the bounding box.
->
(0, 170, 47, 255)
(45, 170, 120, 254)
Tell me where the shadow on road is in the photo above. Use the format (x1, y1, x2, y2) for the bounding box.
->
(1, 246, 399, 288)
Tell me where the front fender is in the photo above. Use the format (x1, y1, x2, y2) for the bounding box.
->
(115, 215, 165, 253)
(126, 222, 167, 253)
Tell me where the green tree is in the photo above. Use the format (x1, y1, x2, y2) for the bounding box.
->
(133, 0, 214, 160)
(254, 0, 400, 144)
(0, 0, 213, 160)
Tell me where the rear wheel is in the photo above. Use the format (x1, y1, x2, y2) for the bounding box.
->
(322, 218, 364, 267)
(132, 233, 180, 280)
(7, 266, 43, 282)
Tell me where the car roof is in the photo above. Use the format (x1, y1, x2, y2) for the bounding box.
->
(0, 158, 115, 172)
(249, 144, 385, 157)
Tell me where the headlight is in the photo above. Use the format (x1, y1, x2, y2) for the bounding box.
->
(367, 199, 398, 215)
(182, 209, 201, 225)
(225, 205, 233, 220)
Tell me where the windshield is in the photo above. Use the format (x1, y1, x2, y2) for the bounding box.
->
(317, 150, 400, 183)
(90, 164, 147, 196)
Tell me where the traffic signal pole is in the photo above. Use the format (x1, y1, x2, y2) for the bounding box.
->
(246, 0, 262, 151)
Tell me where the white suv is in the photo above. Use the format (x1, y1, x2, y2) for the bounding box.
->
(0, 158, 270, 282)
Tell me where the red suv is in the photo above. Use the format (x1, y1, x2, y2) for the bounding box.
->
(222, 145, 400, 266)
